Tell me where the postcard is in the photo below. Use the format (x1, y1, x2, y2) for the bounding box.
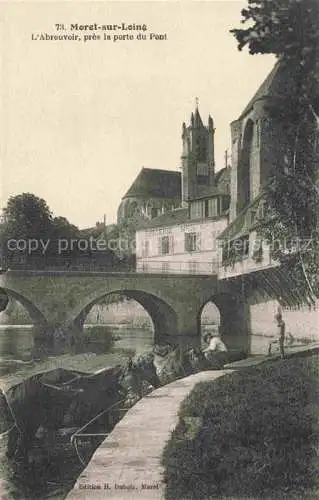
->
(0, 1, 318, 499)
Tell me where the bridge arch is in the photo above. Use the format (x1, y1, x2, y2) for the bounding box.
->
(198, 300, 221, 343)
(72, 289, 178, 345)
(0, 287, 47, 325)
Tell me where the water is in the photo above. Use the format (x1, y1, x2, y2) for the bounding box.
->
(0, 324, 154, 500)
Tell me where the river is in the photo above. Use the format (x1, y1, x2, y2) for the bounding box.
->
(0, 324, 154, 500)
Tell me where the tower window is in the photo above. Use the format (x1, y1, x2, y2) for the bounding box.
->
(196, 163, 209, 176)
(256, 120, 260, 147)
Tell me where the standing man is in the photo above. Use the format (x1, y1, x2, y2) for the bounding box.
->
(268, 313, 286, 359)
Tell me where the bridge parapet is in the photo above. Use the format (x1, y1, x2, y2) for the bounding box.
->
(0, 271, 251, 352)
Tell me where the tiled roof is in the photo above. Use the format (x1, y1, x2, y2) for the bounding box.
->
(138, 208, 189, 230)
(123, 168, 181, 200)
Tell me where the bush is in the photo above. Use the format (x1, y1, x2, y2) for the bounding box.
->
(162, 355, 318, 499)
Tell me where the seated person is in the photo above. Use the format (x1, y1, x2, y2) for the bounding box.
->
(202, 332, 228, 358)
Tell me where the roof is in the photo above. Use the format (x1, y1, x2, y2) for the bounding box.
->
(138, 207, 189, 230)
(188, 167, 231, 200)
(237, 59, 297, 120)
(190, 185, 229, 200)
(123, 168, 181, 200)
(215, 166, 230, 188)
(79, 223, 116, 238)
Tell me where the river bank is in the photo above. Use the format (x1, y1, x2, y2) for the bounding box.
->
(66, 344, 319, 500)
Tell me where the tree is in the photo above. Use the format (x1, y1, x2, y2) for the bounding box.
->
(2, 193, 53, 239)
(0, 194, 81, 267)
(231, 0, 319, 305)
(51, 216, 79, 240)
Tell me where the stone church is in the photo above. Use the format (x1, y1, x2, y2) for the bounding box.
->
(135, 61, 319, 346)
(117, 168, 182, 225)
(117, 105, 230, 228)
(134, 105, 231, 275)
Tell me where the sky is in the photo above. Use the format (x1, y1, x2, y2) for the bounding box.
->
(0, 1, 276, 229)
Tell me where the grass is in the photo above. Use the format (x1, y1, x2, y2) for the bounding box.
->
(162, 354, 318, 500)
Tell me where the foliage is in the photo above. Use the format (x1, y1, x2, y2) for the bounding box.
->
(231, 0, 319, 303)
(162, 354, 318, 499)
(2, 193, 53, 240)
(0, 193, 121, 269)
(231, 0, 319, 63)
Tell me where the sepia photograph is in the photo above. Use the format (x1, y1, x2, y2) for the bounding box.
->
(0, 0, 318, 498)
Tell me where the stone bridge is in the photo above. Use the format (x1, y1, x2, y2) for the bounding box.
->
(0, 270, 252, 351)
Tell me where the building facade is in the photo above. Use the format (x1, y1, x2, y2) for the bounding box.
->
(218, 61, 299, 279)
(136, 106, 231, 274)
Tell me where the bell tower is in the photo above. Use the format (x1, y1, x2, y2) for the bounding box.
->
(181, 100, 215, 203)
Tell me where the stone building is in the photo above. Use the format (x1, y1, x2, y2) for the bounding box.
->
(135, 106, 231, 274)
(218, 60, 300, 279)
(117, 168, 182, 225)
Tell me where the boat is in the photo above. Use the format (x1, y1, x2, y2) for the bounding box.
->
(34, 367, 128, 465)
(0, 388, 20, 460)
(70, 398, 129, 465)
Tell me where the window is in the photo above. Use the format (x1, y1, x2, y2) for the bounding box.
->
(128, 201, 138, 218)
(162, 261, 170, 273)
(190, 201, 203, 220)
(142, 240, 149, 258)
(256, 120, 260, 147)
(197, 162, 209, 184)
(257, 200, 269, 219)
(185, 232, 200, 252)
(207, 198, 218, 217)
(161, 236, 170, 255)
(151, 207, 158, 218)
(196, 163, 209, 176)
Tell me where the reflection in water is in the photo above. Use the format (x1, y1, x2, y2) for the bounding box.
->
(0, 326, 35, 360)
(0, 324, 154, 500)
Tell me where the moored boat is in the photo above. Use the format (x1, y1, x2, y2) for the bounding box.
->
(0, 388, 20, 460)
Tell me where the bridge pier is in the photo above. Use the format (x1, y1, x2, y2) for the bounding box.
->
(218, 296, 251, 353)
(0, 272, 251, 353)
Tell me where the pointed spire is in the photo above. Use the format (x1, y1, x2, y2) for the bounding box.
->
(208, 115, 214, 130)
(182, 122, 187, 138)
(194, 107, 203, 128)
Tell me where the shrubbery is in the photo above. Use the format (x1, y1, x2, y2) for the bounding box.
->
(162, 355, 318, 499)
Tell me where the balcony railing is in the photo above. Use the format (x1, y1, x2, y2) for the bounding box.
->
(218, 192, 267, 243)
(136, 259, 219, 275)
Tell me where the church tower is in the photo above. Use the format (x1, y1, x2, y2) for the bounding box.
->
(181, 102, 215, 203)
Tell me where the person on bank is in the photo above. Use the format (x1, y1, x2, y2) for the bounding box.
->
(202, 331, 228, 358)
(268, 313, 286, 359)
